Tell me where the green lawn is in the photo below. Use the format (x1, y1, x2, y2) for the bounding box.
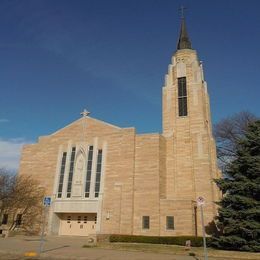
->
(97, 242, 260, 260)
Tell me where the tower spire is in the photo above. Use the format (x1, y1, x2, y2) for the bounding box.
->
(177, 6, 192, 50)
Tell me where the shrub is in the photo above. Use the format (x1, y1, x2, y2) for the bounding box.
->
(109, 235, 210, 247)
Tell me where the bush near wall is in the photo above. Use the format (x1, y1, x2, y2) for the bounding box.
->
(110, 235, 211, 247)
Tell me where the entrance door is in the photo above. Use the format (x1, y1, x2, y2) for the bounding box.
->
(59, 213, 97, 236)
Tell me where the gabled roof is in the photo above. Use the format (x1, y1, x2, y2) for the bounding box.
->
(50, 116, 122, 137)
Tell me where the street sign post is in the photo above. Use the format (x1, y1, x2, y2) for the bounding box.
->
(39, 196, 52, 254)
(197, 196, 208, 260)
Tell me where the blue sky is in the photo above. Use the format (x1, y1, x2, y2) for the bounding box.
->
(0, 0, 260, 169)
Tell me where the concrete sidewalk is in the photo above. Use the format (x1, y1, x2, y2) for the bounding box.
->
(0, 235, 195, 260)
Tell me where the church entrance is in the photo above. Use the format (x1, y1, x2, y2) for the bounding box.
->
(59, 213, 97, 236)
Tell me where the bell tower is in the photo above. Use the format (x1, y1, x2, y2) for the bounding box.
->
(163, 14, 211, 136)
(162, 14, 221, 226)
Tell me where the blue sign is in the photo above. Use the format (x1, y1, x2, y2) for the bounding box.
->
(43, 196, 51, 207)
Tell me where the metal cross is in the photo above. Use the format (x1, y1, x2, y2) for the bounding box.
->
(179, 5, 187, 19)
(80, 109, 90, 118)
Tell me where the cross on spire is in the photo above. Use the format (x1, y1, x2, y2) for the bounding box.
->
(179, 5, 187, 19)
(80, 109, 90, 118)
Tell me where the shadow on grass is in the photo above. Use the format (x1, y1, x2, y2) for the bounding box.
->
(43, 245, 70, 253)
(24, 238, 45, 242)
(189, 252, 199, 260)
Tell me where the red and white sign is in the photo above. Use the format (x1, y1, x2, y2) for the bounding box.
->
(197, 196, 205, 206)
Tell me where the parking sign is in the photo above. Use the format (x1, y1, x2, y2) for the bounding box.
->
(43, 196, 51, 207)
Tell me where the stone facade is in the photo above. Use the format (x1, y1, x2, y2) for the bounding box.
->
(19, 20, 221, 237)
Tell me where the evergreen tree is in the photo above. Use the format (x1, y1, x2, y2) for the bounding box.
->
(212, 120, 260, 252)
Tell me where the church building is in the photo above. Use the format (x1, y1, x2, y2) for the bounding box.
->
(19, 17, 221, 237)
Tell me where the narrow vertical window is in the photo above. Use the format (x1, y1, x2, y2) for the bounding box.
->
(66, 147, 76, 198)
(142, 216, 150, 229)
(85, 146, 94, 198)
(178, 77, 188, 116)
(94, 149, 103, 198)
(57, 152, 67, 198)
(166, 216, 174, 230)
(2, 214, 8, 225)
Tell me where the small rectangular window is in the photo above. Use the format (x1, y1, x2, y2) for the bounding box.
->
(142, 216, 150, 229)
(16, 214, 22, 226)
(2, 214, 8, 225)
(166, 216, 174, 230)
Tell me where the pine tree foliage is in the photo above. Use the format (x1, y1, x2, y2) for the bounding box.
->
(212, 120, 260, 252)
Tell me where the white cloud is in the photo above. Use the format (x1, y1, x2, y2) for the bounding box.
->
(0, 119, 9, 123)
(0, 138, 31, 171)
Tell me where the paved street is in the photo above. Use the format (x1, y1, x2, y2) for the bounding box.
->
(0, 236, 195, 260)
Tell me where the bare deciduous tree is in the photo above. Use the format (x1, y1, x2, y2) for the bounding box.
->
(0, 168, 45, 234)
(0, 168, 15, 202)
(213, 111, 258, 172)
